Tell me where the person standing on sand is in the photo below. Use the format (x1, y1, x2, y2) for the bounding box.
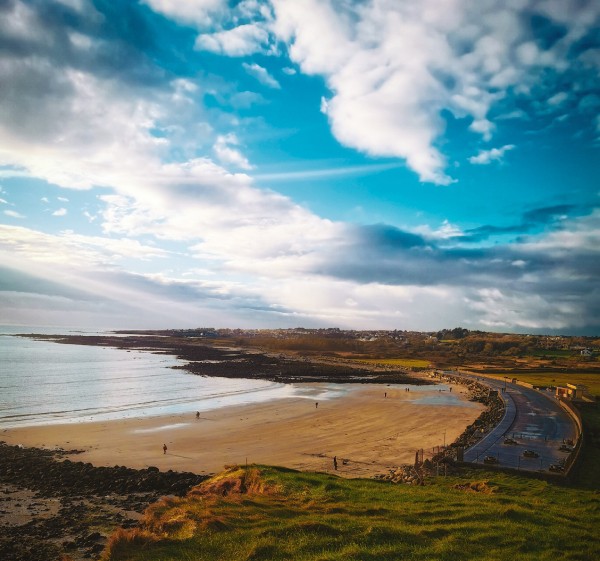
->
(163, 443, 167, 454)
(196, 411, 200, 419)
(333, 456, 338, 470)
(315, 402, 318, 409)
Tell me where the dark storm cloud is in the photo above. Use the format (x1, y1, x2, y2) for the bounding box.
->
(309, 213, 600, 333)
(568, 24, 600, 58)
(0, 0, 174, 85)
(0, 264, 287, 320)
(319, 212, 599, 294)
(457, 204, 581, 243)
(90, 269, 285, 315)
(317, 223, 494, 286)
(528, 13, 568, 50)
(0, 0, 175, 145)
(359, 224, 428, 250)
(0, 265, 99, 301)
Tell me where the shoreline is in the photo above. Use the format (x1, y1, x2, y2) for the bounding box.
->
(1, 383, 483, 479)
(17, 333, 434, 385)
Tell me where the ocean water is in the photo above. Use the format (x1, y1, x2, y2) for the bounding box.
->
(0, 327, 348, 428)
(0, 327, 475, 429)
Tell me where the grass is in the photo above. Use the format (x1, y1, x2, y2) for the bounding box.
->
(574, 406, 600, 488)
(526, 350, 576, 358)
(481, 371, 600, 397)
(102, 465, 600, 561)
(356, 358, 432, 368)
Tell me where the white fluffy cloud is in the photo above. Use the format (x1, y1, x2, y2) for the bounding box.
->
(138, 0, 600, 185)
(261, 276, 467, 328)
(213, 134, 253, 170)
(195, 23, 271, 55)
(242, 62, 281, 89)
(469, 144, 515, 165)
(267, 0, 600, 184)
(4, 210, 25, 219)
(0, 66, 169, 190)
(0, 3, 343, 288)
(142, 0, 225, 27)
(0, 225, 170, 267)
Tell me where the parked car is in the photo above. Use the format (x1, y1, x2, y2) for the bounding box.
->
(483, 455, 498, 464)
(504, 437, 518, 445)
(523, 450, 539, 458)
(559, 444, 573, 452)
(549, 463, 565, 473)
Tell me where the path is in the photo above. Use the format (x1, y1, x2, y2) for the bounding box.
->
(451, 372, 578, 473)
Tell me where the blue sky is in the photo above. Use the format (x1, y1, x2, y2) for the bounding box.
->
(1, 0, 599, 334)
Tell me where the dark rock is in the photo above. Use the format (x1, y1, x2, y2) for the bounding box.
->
(0, 442, 208, 561)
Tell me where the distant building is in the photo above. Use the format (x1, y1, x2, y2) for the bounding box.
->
(555, 384, 589, 401)
(580, 348, 593, 357)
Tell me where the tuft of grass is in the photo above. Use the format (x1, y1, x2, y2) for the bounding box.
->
(101, 528, 159, 560)
(189, 465, 278, 498)
(453, 480, 496, 494)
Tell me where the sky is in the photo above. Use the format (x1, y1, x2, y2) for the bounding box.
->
(0, 0, 599, 334)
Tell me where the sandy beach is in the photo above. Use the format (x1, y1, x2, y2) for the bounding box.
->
(1, 383, 483, 478)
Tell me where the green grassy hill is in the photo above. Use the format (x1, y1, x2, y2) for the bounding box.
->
(102, 465, 599, 561)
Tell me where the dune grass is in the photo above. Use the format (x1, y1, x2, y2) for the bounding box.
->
(102, 465, 600, 561)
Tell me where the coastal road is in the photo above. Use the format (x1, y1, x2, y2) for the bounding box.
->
(450, 372, 578, 473)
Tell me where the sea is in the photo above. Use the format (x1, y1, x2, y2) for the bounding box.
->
(0, 326, 347, 428)
(0, 326, 471, 429)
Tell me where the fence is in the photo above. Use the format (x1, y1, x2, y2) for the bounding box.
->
(556, 397, 584, 477)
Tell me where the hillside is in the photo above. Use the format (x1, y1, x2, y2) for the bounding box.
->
(102, 464, 599, 561)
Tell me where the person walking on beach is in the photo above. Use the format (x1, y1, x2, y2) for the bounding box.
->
(196, 411, 200, 419)
(333, 456, 338, 471)
(315, 402, 318, 409)
(163, 443, 167, 455)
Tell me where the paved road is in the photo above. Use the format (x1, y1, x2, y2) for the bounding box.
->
(450, 372, 578, 473)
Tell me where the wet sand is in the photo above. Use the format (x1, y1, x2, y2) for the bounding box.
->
(1, 384, 483, 478)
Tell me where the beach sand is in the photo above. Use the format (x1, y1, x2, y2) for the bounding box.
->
(1, 384, 483, 478)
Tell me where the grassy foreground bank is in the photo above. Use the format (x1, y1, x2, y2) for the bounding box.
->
(102, 465, 599, 561)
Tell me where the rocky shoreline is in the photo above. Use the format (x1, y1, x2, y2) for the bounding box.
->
(20, 334, 431, 385)
(0, 442, 207, 561)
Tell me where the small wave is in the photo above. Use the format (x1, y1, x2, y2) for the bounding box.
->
(132, 423, 191, 434)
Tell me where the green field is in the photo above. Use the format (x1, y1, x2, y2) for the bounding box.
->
(357, 358, 431, 368)
(103, 465, 599, 561)
(490, 372, 600, 397)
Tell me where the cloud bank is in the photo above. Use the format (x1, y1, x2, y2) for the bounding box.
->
(0, 0, 598, 333)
